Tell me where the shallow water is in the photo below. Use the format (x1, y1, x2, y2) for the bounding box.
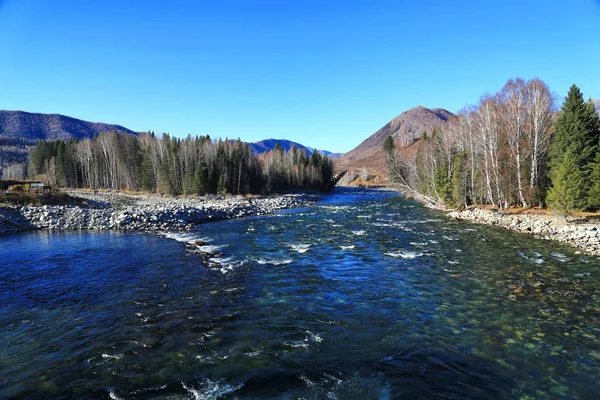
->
(1, 188, 600, 399)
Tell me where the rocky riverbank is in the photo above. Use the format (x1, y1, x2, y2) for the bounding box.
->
(449, 208, 600, 256)
(0, 190, 320, 236)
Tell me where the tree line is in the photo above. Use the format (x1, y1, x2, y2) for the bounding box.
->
(384, 79, 600, 213)
(28, 132, 335, 194)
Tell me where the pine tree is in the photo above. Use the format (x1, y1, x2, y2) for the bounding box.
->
(451, 151, 468, 208)
(217, 174, 226, 195)
(55, 142, 66, 187)
(434, 164, 452, 205)
(547, 85, 600, 210)
(193, 163, 206, 195)
(588, 149, 600, 210)
(546, 151, 585, 214)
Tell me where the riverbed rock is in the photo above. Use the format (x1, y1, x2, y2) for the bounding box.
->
(0, 190, 320, 236)
(449, 208, 600, 256)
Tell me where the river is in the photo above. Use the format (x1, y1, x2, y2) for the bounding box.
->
(1, 188, 599, 399)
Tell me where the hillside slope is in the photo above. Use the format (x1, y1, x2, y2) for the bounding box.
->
(0, 110, 137, 141)
(337, 106, 454, 179)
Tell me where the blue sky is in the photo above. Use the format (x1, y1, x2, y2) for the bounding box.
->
(1, 0, 599, 153)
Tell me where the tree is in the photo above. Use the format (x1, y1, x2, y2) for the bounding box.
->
(500, 78, 528, 207)
(526, 78, 555, 205)
(547, 84, 600, 210)
(546, 150, 585, 213)
(192, 163, 207, 195)
(383, 135, 395, 155)
(588, 150, 600, 210)
(451, 151, 468, 208)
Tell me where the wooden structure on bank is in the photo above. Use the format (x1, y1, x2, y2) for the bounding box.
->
(0, 180, 52, 194)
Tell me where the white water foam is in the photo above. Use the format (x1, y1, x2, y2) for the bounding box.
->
(108, 391, 124, 400)
(208, 256, 234, 265)
(289, 243, 312, 253)
(197, 244, 226, 253)
(372, 222, 392, 227)
(162, 232, 211, 245)
(340, 245, 355, 250)
(300, 374, 315, 387)
(517, 251, 545, 264)
(551, 252, 570, 262)
(256, 258, 293, 266)
(385, 251, 423, 259)
(245, 348, 262, 357)
(306, 330, 323, 343)
(194, 355, 216, 365)
(181, 379, 243, 400)
(352, 230, 366, 236)
(102, 353, 123, 360)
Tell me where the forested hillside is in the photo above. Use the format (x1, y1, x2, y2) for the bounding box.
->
(0, 110, 137, 179)
(0, 110, 136, 141)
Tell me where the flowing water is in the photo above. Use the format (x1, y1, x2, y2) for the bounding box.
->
(1, 188, 600, 399)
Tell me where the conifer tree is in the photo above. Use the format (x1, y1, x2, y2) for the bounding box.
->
(588, 150, 600, 210)
(546, 150, 585, 213)
(192, 163, 206, 195)
(547, 85, 600, 210)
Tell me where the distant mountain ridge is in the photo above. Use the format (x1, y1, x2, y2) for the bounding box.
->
(0, 110, 341, 178)
(250, 139, 341, 158)
(0, 110, 341, 156)
(337, 105, 455, 177)
(0, 110, 137, 141)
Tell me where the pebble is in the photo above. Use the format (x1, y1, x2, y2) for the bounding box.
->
(449, 208, 600, 256)
(0, 190, 320, 235)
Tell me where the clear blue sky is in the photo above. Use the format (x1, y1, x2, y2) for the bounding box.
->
(1, 0, 599, 153)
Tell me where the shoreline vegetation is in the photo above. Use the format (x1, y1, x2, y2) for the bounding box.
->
(0, 189, 321, 236)
(383, 81, 600, 215)
(372, 79, 600, 256)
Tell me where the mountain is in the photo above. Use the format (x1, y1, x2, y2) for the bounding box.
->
(250, 139, 341, 158)
(0, 110, 138, 178)
(337, 106, 455, 182)
(0, 110, 137, 141)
